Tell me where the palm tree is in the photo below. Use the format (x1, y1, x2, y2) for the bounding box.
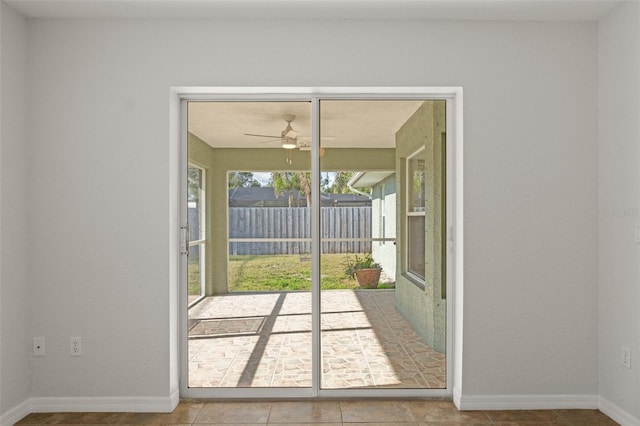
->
(270, 172, 312, 207)
(325, 171, 354, 194)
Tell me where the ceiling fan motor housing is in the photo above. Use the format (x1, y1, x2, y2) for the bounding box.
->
(280, 114, 298, 148)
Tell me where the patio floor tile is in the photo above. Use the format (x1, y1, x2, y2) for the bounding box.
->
(188, 290, 446, 389)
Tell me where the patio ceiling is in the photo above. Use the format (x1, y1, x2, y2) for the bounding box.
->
(188, 100, 424, 149)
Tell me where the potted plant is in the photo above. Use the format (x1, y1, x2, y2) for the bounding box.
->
(344, 254, 382, 289)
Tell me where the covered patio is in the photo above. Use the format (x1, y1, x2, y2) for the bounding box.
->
(188, 290, 445, 389)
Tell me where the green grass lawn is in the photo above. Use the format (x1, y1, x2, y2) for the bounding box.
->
(188, 257, 201, 296)
(189, 253, 393, 293)
(231, 253, 398, 292)
(229, 254, 358, 291)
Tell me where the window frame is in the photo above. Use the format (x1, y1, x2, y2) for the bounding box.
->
(405, 147, 426, 283)
(176, 87, 462, 401)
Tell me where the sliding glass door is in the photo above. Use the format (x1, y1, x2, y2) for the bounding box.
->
(187, 101, 313, 390)
(319, 100, 446, 390)
(181, 93, 451, 398)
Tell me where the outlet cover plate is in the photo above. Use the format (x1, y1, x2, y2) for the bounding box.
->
(70, 337, 82, 356)
(622, 345, 631, 369)
(33, 337, 45, 356)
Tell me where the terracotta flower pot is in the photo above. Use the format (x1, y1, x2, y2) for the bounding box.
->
(355, 269, 381, 289)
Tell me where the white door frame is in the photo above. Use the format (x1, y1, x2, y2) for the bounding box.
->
(173, 87, 464, 401)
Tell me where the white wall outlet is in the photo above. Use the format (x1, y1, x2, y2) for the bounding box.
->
(70, 337, 82, 356)
(33, 337, 45, 356)
(622, 345, 631, 369)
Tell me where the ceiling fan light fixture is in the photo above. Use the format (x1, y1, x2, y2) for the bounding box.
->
(281, 138, 297, 149)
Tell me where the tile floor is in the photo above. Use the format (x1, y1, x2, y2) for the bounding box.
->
(187, 290, 445, 389)
(16, 400, 620, 425)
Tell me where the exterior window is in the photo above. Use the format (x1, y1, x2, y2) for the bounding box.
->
(407, 149, 425, 281)
(188, 165, 206, 304)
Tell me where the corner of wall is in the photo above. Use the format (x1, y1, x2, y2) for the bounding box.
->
(597, 0, 640, 422)
(0, 0, 32, 418)
(0, 398, 32, 426)
(599, 396, 640, 426)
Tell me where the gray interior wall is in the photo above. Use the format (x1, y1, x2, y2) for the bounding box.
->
(597, 1, 640, 420)
(0, 2, 31, 416)
(0, 14, 599, 410)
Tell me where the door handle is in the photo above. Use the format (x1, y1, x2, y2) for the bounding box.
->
(181, 225, 189, 256)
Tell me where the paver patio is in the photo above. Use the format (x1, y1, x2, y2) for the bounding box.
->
(188, 289, 445, 389)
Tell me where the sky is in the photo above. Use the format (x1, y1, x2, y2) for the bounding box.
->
(253, 172, 271, 186)
(252, 172, 336, 187)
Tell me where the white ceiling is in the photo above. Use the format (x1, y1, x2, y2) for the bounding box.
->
(6, 0, 621, 21)
(188, 100, 426, 149)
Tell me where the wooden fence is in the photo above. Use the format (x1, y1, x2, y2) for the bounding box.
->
(228, 207, 372, 255)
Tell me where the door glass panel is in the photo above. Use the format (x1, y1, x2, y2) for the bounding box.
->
(187, 101, 312, 388)
(319, 100, 446, 389)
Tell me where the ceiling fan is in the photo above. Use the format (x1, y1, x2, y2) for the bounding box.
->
(244, 114, 333, 151)
(244, 114, 300, 149)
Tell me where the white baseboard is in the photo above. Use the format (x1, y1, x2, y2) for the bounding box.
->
(452, 386, 462, 409)
(30, 395, 177, 413)
(1, 394, 178, 425)
(599, 396, 640, 426)
(169, 387, 180, 411)
(457, 394, 599, 411)
(0, 398, 31, 426)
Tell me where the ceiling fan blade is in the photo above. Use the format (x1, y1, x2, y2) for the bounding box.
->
(284, 129, 298, 139)
(244, 133, 281, 138)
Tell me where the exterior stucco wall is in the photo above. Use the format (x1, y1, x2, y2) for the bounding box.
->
(395, 101, 446, 353)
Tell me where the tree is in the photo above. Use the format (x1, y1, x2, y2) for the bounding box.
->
(228, 172, 261, 189)
(187, 167, 202, 202)
(323, 171, 368, 196)
(270, 172, 312, 207)
(298, 172, 312, 206)
(324, 171, 353, 194)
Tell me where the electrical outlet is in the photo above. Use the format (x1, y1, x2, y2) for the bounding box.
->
(622, 345, 631, 369)
(33, 337, 45, 356)
(70, 337, 82, 356)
